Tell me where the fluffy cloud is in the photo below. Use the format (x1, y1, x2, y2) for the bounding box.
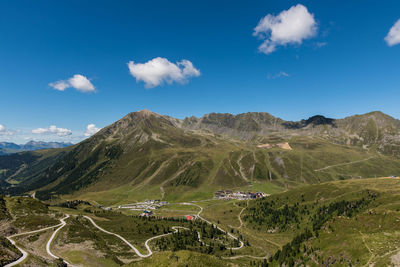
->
(32, 125, 72, 137)
(49, 74, 95, 92)
(84, 124, 101, 137)
(0, 125, 13, 135)
(69, 74, 95, 92)
(385, 19, 400, 46)
(127, 57, 200, 88)
(49, 80, 69, 91)
(253, 4, 317, 54)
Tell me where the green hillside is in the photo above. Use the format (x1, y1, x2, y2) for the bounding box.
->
(202, 178, 400, 266)
(1, 178, 400, 266)
(129, 251, 229, 267)
(1, 110, 400, 204)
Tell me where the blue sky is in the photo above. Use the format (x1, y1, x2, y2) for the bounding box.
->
(1, 0, 400, 143)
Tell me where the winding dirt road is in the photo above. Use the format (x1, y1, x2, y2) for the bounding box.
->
(228, 201, 248, 229)
(5, 215, 71, 267)
(6, 202, 244, 266)
(46, 215, 75, 266)
(84, 216, 196, 258)
(181, 202, 244, 250)
(83, 201, 244, 259)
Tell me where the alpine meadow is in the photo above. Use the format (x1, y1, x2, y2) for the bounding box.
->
(2, 1, 400, 267)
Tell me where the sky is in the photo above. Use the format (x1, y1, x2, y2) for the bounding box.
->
(1, 0, 400, 143)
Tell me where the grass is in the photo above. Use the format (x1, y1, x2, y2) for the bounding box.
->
(5, 196, 60, 230)
(128, 250, 230, 267)
(180, 178, 400, 266)
(7, 117, 400, 207)
(150, 204, 200, 218)
(55, 215, 138, 265)
(201, 200, 243, 228)
(4, 177, 400, 266)
(241, 178, 400, 265)
(70, 137, 400, 206)
(150, 221, 239, 256)
(302, 180, 400, 265)
(60, 250, 121, 267)
(0, 196, 66, 266)
(88, 211, 194, 253)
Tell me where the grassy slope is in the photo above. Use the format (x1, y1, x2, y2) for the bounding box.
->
(0, 196, 65, 266)
(200, 178, 400, 266)
(303, 179, 400, 266)
(63, 135, 400, 206)
(0, 147, 70, 186)
(5, 196, 60, 230)
(2, 178, 400, 266)
(129, 250, 230, 267)
(2, 112, 400, 206)
(54, 216, 138, 266)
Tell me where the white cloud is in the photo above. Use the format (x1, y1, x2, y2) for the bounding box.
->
(49, 74, 95, 92)
(385, 19, 400, 46)
(32, 125, 72, 137)
(49, 80, 70, 91)
(84, 124, 101, 137)
(127, 57, 201, 88)
(253, 4, 317, 54)
(68, 74, 95, 92)
(267, 71, 290, 79)
(0, 124, 13, 135)
(179, 60, 201, 77)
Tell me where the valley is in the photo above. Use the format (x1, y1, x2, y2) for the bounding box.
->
(2, 110, 400, 205)
(3, 0, 400, 266)
(2, 178, 400, 266)
(2, 110, 400, 266)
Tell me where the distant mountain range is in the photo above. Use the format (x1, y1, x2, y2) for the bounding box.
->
(0, 141, 73, 155)
(1, 109, 400, 203)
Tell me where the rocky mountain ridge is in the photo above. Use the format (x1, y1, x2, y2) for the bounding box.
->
(1, 109, 400, 202)
(182, 111, 400, 155)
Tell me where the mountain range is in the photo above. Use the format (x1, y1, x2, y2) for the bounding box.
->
(1, 110, 400, 204)
(0, 141, 73, 155)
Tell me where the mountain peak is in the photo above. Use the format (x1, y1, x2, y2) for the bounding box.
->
(305, 115, 335, 126)
(116, 109, 163, 126)
(136, 109, 159, 117)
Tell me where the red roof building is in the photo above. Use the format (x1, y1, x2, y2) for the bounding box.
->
(186, 215, 193, 220)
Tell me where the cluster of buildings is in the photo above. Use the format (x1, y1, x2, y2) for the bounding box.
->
(117, 199, 169, 211)
(214, 190, 267, 200)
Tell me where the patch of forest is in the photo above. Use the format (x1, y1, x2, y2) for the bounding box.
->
(153, 220, 245, 255)
(244, 190, 378, 266)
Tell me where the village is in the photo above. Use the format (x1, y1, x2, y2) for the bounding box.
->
(100, 199, 169, 216)
(214, 190, 268, 200)
(103, 190, 268, 218)
(117, 199, 168, 210)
